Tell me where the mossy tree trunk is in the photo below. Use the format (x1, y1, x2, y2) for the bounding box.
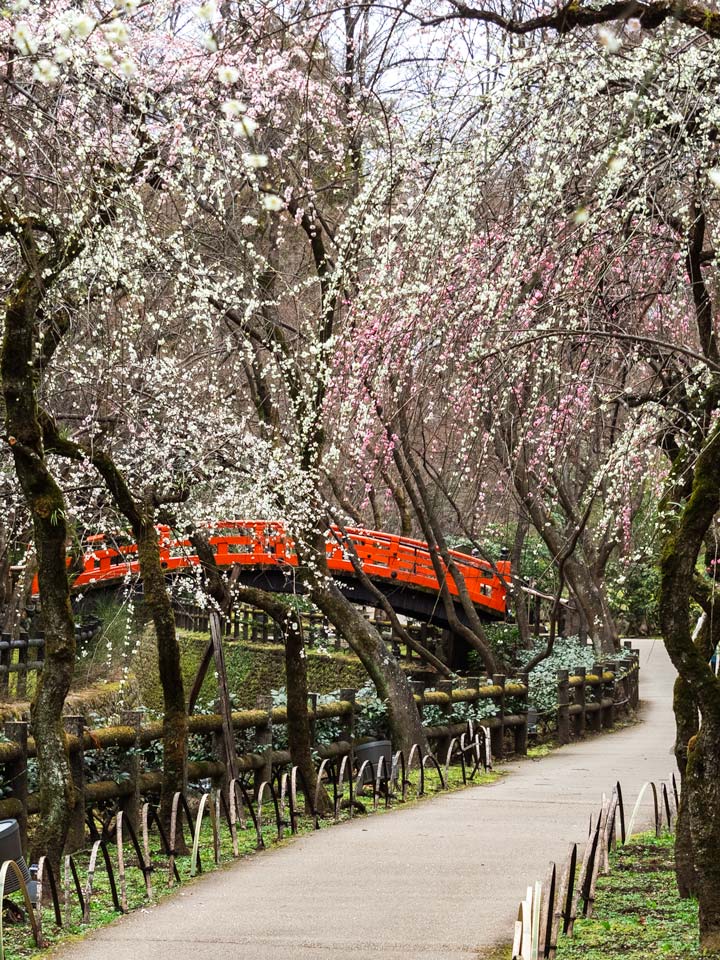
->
(1, 282, 76, 868)
(42, 434, 190, 828)
(136, 517, 187, 824)
(310, 579, 427, 755)
(673, 674, 699, 898)
(659, 421, 720, 952)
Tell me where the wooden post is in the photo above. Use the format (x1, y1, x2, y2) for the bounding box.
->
(514, 672, 529, 756)
(4, 720, 29, 852)
(0, 633, 10, 698)
(557, 670, 570, 745)
(254, 694, 273, 796)
(437, 680, 454, 759)
(467, 676, 480, 691)
(630, 649, 641, 708)
(340, 688, 355, 745)
(120, 710, 143, 831)
(16, 632, 28, 699)
(590, 663, 603, 733)
(620, 657, 634, 716)
(210, 611, 239, 788)
(64, 716, 86, 853)
(574, 668, 586, 739)
(490, 674, 506, 760)
(602, 662, 615, 729)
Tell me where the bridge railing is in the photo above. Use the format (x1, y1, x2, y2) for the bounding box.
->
(31, 522, 510, 616)
(0, 651, 640, 845)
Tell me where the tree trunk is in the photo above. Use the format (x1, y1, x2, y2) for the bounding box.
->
(561, 558, 620, 654)
(310, 580, 428, 754)
(659, 420, 720, 952)
(283, 613, 331, 814)
(686, 719, 720, 950)
(673, 675, 699, 898)
(2, 288, 75, 868)
(136, 521, 187, 825)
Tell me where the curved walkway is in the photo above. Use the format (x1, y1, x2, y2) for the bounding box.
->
(55, 639, 676, 960)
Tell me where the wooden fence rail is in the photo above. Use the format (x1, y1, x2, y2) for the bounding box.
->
(0, 651, 639, 849)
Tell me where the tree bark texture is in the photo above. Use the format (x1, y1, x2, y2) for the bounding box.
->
(2, 286, 75, 867)
(310, 579, 428, 755)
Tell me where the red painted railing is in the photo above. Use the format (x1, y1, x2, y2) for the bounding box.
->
(35, 522, 509, 616)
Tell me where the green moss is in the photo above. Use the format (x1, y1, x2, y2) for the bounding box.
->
(556, 832, 700, 960)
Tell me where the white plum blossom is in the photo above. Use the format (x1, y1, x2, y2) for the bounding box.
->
(217, 65, 240, 85)
(104, 20, 129, 45)
(12, 22, 38, 55)
(32, 58, 60, 85)
(243, 153, 268, 168)
(197, 2, 217, 23)
(235, 116, 258, 137)
(262, 194, 285, 211)
(221, 99, 246, 118)
(70, 13, 96, 38)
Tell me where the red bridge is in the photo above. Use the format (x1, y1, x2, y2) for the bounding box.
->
(41, 522, 509, 626)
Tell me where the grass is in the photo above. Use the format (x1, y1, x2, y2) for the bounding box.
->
(556, 832, 701, 960)
(1, 764, 499, 959)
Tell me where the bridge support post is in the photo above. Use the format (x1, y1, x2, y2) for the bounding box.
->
(490, 674, 505, 760)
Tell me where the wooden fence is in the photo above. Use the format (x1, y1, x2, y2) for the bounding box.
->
(173, 601, 444, 660)
(511, 773, 676, 959)
(0, 651, 639, 850)
(0, 618, 102, 700)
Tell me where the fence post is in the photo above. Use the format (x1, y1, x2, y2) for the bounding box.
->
(573, 667, 587, 739)
(620, 657, 633, 716)
(490, 674, 505, 760)
(630, 649, 641, 708)
(64, 715, 86, 853)
(514, 673, 529, 756)
(602, 662, 615, 729)
(589, 663, 604, 733)
(254, 695, 273, 796)
(557, 670, 570, 745)
(4, 720, 29, 852)
(437, 679, 454, 760)
(120, 710, 143, 831)
(409, 680, 425, 722)
(0, 633, 10, 698)
(16, 632, 29, 699)
(340, 688, 356, 745)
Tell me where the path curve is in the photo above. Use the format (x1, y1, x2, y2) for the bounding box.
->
(54, 639, 676, 960)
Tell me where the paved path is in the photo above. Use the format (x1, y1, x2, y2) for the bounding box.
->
(55, 638, 676, 960)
